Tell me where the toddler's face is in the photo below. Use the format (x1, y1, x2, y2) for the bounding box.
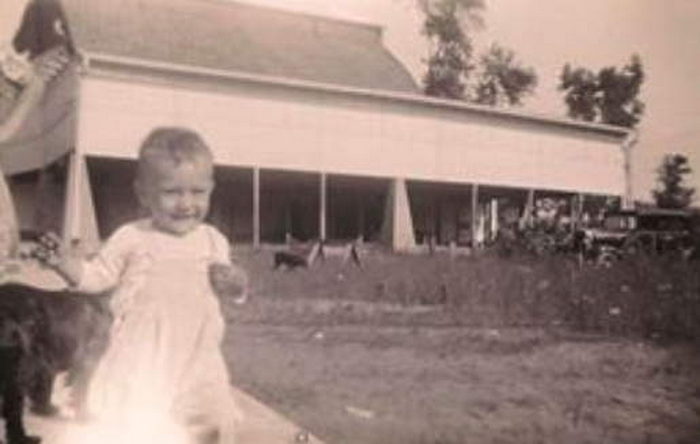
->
(138, 159, 214, 235)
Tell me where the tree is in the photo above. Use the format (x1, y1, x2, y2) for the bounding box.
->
(559, 55, 645, 128)
(653, 154, 695, 209)
(473, 43, 538, 106)
(420, 1, 537, 107)
(420, 0, 484, 99)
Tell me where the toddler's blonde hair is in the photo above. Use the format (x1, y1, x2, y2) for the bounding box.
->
(136, 127, 213, 181)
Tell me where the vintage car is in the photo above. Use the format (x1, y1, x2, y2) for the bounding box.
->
(575, 208, 695, 262)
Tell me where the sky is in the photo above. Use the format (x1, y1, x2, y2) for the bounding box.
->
(2, 0, 699, 203)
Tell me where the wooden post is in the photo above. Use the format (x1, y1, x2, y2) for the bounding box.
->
(571, 193, 584, 230)
(622, 132, 637, 210)
(356, 190, 365, 241)
(471, 183, 479, 248)
(525, 188, 535, 226)
(490, 198, 498, 241)
(62, 152, 99, 253)
(380, 178, 416, 251)
(429, 192, 435, 245)
(62, 152, 80, 245)
(252, 167, 260, 249)
(319, 172, 327, 241)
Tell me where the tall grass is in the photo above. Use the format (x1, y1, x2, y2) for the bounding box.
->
(235, 245, 700, 342)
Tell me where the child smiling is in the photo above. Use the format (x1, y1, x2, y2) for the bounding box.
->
(49, 127, 246, 443)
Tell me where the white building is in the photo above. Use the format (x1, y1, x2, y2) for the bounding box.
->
(1, 0, 633, 251)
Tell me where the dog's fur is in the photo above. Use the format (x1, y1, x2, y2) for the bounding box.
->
(273, 241, 321, 270)
(0, 284, 111, 420)
(317, 240, 363, 268)
(273, 238, 364, 270)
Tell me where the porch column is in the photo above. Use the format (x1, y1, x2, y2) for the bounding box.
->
(489, 198, 499, 241)
(471, 183, 479, 247)
(319, 172, 327, 241)
(578, 193, 587, 225)
(62, 151, 99, 254)
(380, 178, 415, 251)
(622, 132, 637, 210)
(356, 191, 365, 241)
(571, 193, 584, 229)
(252, 167, 260, 248)
(521, 188, 536, 228)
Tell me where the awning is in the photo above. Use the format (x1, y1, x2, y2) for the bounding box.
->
(0, 0, 78, 175)
(0, 63, 77, 175)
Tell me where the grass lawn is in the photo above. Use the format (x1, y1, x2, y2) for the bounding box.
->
(225, 319, 699, 444)
(220, 247, 700, 444)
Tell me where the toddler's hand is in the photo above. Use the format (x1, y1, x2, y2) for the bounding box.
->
(209, 262, 248, 304)
(26, 232, 82, 287)
(31, 232, 62, 264)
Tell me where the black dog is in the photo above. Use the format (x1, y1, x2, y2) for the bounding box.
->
(0, 345, 40, 444)
(0, 284, 110, 429)
(273, 241, 321, 270)
(0, 285, 42, 444)
(273, 251, 311, 270)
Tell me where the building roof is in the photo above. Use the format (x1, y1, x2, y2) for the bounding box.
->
(59, 0, 630, 141)
(59, 0, 419, 94)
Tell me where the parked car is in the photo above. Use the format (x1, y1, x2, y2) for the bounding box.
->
(575, 208, 695, 263)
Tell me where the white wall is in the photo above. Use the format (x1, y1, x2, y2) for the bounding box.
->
(77, 74, 626, 195)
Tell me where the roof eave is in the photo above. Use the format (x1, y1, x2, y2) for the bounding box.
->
(81, 51, 632, 141)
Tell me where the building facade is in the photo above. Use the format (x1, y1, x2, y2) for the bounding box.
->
(1, 0, 633, 251)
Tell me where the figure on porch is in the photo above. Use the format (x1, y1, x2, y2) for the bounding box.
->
(1, 2, 72, 441)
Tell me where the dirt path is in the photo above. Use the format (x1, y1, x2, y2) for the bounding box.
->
(226, 323, 700, 444)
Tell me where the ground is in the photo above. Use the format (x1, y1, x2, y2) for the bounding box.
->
(21, 248, 700, 444)
(225, 300, 700, 444)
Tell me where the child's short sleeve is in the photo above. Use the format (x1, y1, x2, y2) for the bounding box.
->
(207, 225, 232, 265)
(77, 224, 135, 293)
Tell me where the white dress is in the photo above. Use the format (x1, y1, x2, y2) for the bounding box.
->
(76, 219, 242, 443)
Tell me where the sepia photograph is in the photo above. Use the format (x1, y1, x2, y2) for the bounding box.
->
(1, 0, 699, 443)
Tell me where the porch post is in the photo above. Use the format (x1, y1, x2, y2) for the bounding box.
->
(571, 193, 584, 229)
(356, 191, 365, 241)
(471, 183, 479, 248)
(62, 151, 99, 253)
(319, 172, 327, 241)
(522, 188, 536, 228)
(490, 198, 499, 241)
(380, 177, 415, 251)
(252, 167, 260, 249)
(622, 132, 637, 210)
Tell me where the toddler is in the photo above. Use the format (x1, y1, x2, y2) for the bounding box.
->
(48, 127, 246, 444)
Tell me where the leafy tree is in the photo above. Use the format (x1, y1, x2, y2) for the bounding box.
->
(559, 65, 598, 122)
(419, 1, 537, 107)
(653, 154, 695, 209)
(559, 55, 645, 128)
(420, 0, 484, 99)
(473, 44, 538, 106)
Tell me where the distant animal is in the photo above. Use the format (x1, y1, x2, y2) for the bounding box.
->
(273, 240, 321, 271)
(317, 238, 363, 268)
